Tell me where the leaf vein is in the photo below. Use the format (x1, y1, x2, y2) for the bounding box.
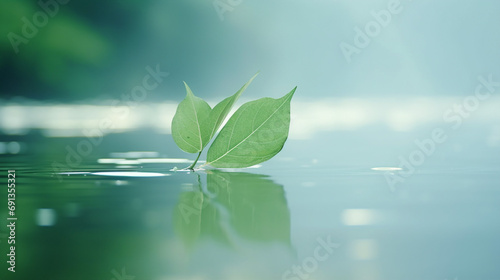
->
(209, 94, 292, 165)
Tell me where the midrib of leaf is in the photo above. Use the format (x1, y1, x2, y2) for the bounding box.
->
(251, 102, 267, 132)
(189, 94, 203, 151)
(208, 94, 292, 165)
(209, 101, 232, 140)
(209, 73, 258, 141)
(226, 105, 249, 152)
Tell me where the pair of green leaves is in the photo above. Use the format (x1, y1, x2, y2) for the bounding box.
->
(171, 73, 296, 169)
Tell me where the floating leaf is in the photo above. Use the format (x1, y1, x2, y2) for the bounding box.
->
(202, 73, 259, 144)
(171, 82, 212, 153)
(206, 87, 296, 168)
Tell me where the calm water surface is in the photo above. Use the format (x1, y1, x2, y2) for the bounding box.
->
(0, 129, 499, 280)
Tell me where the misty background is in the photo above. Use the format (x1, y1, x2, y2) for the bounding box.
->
(1, 0, 499, 166)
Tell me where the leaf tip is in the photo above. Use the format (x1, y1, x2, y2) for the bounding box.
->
(286, 87, 297, 98)
(247, 72, 259, 84)
(183, 82, 194, 96)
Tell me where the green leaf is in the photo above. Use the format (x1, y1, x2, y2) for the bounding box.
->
(171, 82, 212, 153)
(206, 87, 296, 168)
(202, 73, 259, 144)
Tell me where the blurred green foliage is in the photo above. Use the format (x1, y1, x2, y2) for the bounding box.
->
(0, 0, 213, 101)
(1, 1, 115, 99)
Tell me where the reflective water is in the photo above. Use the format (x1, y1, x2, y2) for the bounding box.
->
(0, 128, 500, 280)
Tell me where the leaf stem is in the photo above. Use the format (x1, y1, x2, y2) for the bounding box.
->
(188, 152, 202, 170)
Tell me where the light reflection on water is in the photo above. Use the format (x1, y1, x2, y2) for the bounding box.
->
(341, 209, 380, 226)
(97, 158, 191, 164)
(0, 141, 22, 154)
(2, 97, 500, 141)
(90, 171, 169, 177)
(35, 208, 57, 227)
